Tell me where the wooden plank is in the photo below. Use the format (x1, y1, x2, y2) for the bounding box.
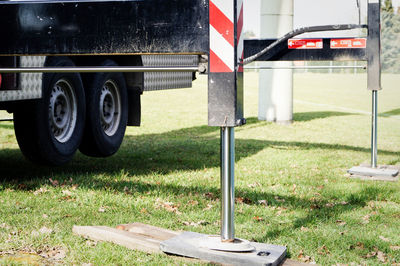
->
(72, 226, 161, 253)
(116, 223, 179, 241)
(73, 225, 206, 264)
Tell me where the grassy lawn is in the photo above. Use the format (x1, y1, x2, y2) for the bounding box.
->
(0, 72, 399, 265)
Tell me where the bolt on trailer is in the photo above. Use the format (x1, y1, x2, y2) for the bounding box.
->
(0, 0, 209, 165)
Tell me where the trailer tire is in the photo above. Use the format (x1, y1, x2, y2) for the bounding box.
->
(13, 57, 86, 165)
(79, 60, 128, 157)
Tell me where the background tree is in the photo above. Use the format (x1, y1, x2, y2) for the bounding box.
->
(381, 0, 400, 73)
(382, 0, 394, 13)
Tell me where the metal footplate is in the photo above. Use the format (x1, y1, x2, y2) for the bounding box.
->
(160, 231, 287, 266)
(348, 165, 399, 181)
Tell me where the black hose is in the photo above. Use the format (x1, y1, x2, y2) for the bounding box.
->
(243, 24, 368, 65)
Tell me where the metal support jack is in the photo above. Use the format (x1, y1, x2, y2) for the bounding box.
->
(160, 129, 286, 265)
(160, 0, 287, 265)
(161, 126, 286, 265)
(220, 127, 236, 242)
(242, 0, 398, 181)
(348, 0, 399, 181)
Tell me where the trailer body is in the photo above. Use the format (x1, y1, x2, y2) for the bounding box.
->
(0, 0, 209, 101)
(0, 0, 209, 165)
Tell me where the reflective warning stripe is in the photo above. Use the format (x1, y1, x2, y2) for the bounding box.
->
(210, 0, 243, 73)
(210, 25, 234, 72)
(209, 1, 234, 47)
(212, 0, 234, 22)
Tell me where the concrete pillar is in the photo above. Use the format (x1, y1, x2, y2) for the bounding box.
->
(258, 0, 293, 124)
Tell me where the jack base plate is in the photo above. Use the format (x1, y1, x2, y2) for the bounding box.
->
(160, 231, 286, 266)
(348, 165, 399, 181)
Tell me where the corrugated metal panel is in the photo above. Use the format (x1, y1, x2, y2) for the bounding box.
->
(0, 55, 199, 100)
(142, 55, 198, 91)
(0, 56, 44, 102)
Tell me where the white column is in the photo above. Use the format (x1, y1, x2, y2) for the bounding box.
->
(258, 0, 293, 124)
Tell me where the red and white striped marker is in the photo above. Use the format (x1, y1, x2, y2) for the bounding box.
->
(208, 0, 244, 128)
(209, 0, 243, 73)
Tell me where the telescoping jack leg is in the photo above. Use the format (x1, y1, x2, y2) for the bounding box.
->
(190, 127, 255, 252)
(348, 90, 398, 180)
(192, 127, 255, 252)
(371, 91, 378, 169)
(348, 90, 398, 179)
(220, 127, 235, 241)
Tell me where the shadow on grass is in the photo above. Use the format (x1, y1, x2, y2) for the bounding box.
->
(0, 121, 399, 244)
(1, 146, 396, 245)
(293, 111, 354, 122)
(0, 123, 13, 130)
(0, 121, 398, 181)
(380, 108, 400, 117)
(259, 185, 397, 243)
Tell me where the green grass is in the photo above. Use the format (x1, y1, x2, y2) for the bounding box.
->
(0, 72, 399, 265)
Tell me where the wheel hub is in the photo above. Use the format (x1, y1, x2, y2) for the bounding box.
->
(100, 90, 115, 125)
(52, 90, 69, 129)
(49, 79, 77, 143)
(99, 80, 121, 136)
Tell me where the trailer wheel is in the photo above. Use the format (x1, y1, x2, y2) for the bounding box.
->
(13, 57, 85, 165)
(79, 60, 128, 157)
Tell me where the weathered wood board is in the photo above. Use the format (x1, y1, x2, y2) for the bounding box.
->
(73, 223, 310, 265)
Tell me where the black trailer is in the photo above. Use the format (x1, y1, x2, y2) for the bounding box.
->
(0, 0, 209, 165)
